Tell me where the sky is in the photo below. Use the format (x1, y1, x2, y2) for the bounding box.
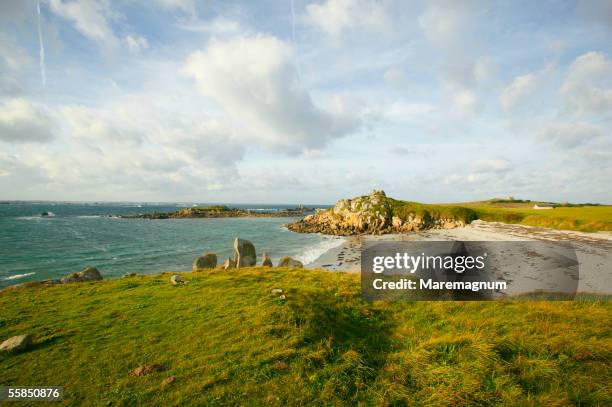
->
(0, 0, 611, 204)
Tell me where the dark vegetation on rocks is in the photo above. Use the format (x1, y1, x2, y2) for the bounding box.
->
(122, 205, 312, 219)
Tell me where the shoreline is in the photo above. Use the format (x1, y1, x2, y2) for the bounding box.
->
(307, 220, 612, 295)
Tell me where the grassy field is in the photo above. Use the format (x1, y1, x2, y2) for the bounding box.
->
(1, 268, 611, 406)
(459, 200, 612, 232)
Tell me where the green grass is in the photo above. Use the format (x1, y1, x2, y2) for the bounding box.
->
(373, 194, 612, 232)
(460, 201, 612, 232)
(1, 268, 611, 406)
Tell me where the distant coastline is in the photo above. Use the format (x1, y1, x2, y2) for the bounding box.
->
(120, 205, 315, 219)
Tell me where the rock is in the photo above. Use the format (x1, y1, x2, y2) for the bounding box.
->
(223, 258, 236, 270)
(122, 273, 137, 278)
(161, 376, 176, 387)
(270, 288, 283, 294)
(61, 266, 102, 283)
(392, 216, 403, 228)
(0, 334, 33, 352)
(262, 252, 273, 267)
(277, 257, 303, 268)
(279, 294, 286, 300)
(170, 275, 184, 285)
(192, 252, 217, 271)
(129, 364, 165, 377)
(233, 238, 256, 268)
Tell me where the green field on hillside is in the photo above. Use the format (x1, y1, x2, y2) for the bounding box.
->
(460, 201, 612, 232)
(1, 268, 610, 406)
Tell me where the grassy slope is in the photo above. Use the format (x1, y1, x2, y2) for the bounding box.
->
(1, 268, 610, 406)
(460, 201, 612, 232)
(376, 195, 612, 232)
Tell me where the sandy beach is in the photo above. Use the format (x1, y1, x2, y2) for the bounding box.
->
(308, 220, 612, 295)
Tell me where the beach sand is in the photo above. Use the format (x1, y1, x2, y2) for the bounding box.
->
(308, 220, 612, 295)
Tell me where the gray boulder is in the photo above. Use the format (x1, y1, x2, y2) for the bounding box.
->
(170, 275, 184, 285)
(193, 252, 217, 271)
(277, 257, 303, 268)
(61, 266, 102, 283)
(0, 334, 33, 352)
(223, 258, 236, 270)
(262, 252, 273, 267)
(233, 238, 256, 268)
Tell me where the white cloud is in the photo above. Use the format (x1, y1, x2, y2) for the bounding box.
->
(182, 35, 358, 153)
(473, 159, 511, 174)
(453, 89, 478, 115)
(304, 0, 391, 38)
(0, 98, 54, 143)
(48, 0, 118, 49)
(418, 0, 469, 48)
(124, 35, 149, 53)
(543, 122, 603, 148)
(178, 18, 242, 35)
(60, 105, 142, 144)
(561, 52, 612, 114)
(0, 33, 30, 96)
(500, 72, 538, 110)
(154, 0, 196, 16)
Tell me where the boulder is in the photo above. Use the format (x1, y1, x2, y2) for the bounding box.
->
(261, 252, 273, 267)
(0, 334, 33, 353)
(192, 252, 217, 271)
(129, 364, 165, 377)
(170, 275, 184, 285)
(270, 288, 283, 294)
(223, 258, 236, 270)
(233, 238, 256, 268)
(161, 376, 176, 387)
(61, 266, 102, 283)
(277, 257, 303, 268)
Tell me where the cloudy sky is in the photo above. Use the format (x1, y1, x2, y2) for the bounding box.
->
(0, 0, 611, 204)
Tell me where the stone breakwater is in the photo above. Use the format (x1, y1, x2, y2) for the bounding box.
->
(288, 190, 466, 236)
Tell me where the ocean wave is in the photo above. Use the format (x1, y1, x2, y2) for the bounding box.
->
(295, 236, 346, 265)
(75, 215, 101, 218)
(3, 272, 35, 281)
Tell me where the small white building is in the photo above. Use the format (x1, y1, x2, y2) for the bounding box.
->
(533, 204, 553, 210)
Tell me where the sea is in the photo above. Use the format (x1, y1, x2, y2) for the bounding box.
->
(0, 202, 340, 288)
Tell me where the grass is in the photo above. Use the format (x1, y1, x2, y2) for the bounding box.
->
(367, 194, 612, 232)
(1, 268, 611, 406)
(460, 201, 612, 232)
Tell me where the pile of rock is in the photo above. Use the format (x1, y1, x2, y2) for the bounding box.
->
(288, 190, 466, 236)
(192, 238, 303, 271)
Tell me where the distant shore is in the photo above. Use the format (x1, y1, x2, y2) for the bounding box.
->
(121, 205, 314, 219)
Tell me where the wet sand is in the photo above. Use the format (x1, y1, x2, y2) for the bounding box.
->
(308, 220, 612, 294)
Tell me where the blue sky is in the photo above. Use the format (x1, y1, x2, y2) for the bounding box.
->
(0, 0, 611, 204)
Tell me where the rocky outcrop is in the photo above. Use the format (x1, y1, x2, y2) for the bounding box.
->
(170, 275, 184, 285)
(288, 190, 468, 236)
(277, 257, 303, 268)
(0, 334, 33, 352)
(261, 252, 273, 267)
(61, 266, 103, 283)
(129, 364, 165, 377)
(222, 258, 236, 270)
(193, 252, 217, 271)
(234, 238, 256, 268)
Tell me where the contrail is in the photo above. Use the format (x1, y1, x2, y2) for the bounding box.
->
(290, 0, 302, 82)
(37, 0, 46, 87)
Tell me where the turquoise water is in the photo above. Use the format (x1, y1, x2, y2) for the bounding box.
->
(0, 202, 340, 288)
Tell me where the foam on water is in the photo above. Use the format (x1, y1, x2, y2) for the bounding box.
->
(4, 272, 35, 280)
(297, 236, 346, 265)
